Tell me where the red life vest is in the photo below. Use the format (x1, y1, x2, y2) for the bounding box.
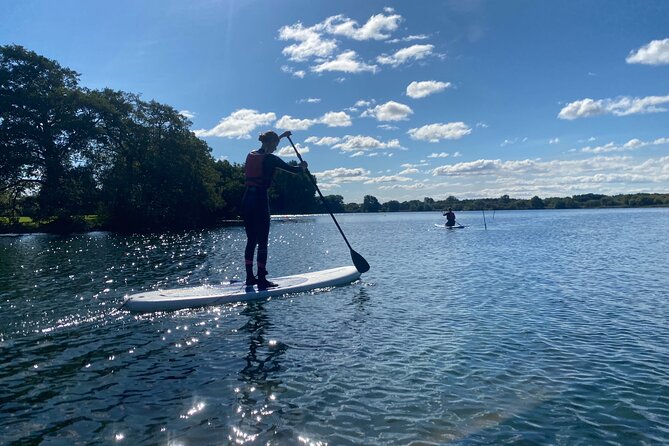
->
(245, 152, 266, 187)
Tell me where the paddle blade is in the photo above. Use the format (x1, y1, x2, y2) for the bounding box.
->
(351, 249, 370, 273)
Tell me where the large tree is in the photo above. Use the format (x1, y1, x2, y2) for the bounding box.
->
(93, 89, 223, 230)
(0, 45, 99, 217)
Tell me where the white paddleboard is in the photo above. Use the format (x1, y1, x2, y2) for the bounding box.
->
(434, 224, 466, 229)
(122, 266, 361, 312)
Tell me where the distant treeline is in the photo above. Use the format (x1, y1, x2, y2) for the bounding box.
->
(342, 193, 669, 213)
(1, 46, 667, 233)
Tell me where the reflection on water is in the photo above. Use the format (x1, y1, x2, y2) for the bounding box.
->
(1, 209, 669, 444)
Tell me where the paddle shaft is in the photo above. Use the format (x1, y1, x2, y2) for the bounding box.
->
(286, 136, 355, 252)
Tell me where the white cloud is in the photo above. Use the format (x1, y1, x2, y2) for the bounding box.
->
(275, 115, 316, 130)
(399, 168, 419, 175)
(179, 110, 196, 119)
(279, 23, 338, 62)
(406, 80, 451, 98)
(324, 12, 402, 41)
(558, 94, 669, 119)
(276, 143, 309, 157)
(626, 38, 669, 65)
(377, 44, 435, 66)
(299, 98, 321, 103)
(453, 151, 462, 157)
(332, 135, 403, 152)
(281, 65, 306, 78)
(388, 34, 430, 43)
(364, 175, 412, 184)
(378, 124, 399, 130)
(428, 152, 450, 158)
(549, 138, 560, 144)
(194, 109, 276, 139)
(355, 99, 375, 108)
(580, 137, 669, 154)
(319, 111, 352, 127)
(408, 122, 471, 142)
(362, 101, 413, 121)
(312, 50, 378, 73)
(313, 167, 370, 183)
(428, 154, 669, 198)
(305, 136, 341, 146)
(378, 182, 427, 191)
(274, 112, 352, 130)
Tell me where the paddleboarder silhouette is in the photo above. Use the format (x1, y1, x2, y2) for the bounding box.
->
(242, 130, 307, 289)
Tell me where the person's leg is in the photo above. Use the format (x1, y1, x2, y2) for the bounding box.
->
(243, 219, 259, 285)
(242, 191, 260, 285)
(256, 212, 277, 288)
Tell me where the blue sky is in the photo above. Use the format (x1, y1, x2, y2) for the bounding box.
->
(2, 0, 669, 202)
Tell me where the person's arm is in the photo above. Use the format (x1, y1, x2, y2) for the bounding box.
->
(267, 154, 304, 174)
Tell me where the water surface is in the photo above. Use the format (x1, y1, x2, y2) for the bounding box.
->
(1, 209, 668, 444)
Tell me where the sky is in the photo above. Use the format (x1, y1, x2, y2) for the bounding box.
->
(2, 0, 669, 202)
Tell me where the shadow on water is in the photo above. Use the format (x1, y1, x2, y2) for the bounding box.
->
(229, 302, 290, 444)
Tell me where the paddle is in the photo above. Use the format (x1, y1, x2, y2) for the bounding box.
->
(286, 135, 370, 274)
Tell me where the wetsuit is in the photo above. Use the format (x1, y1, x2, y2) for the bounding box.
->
(445, 211, 456, 227)
(242, 151, 302, 277)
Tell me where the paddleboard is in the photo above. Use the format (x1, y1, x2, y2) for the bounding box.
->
(434, 224, 466, 229)
(122, 266, 361, 312)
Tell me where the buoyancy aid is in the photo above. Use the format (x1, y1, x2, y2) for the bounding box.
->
(245, 152, 267, 187)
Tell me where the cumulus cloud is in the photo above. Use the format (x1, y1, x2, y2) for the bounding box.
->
(549, 138, 560, 144)
(580, 137, 669, 154)
(274, 112, 352, 130)
(332, 135, 403, 152)
(313, 167, 370, 182)
(428, 152, 450, 158)
(305, 136, 341, 146)
(281, 65, 306, 78)
(558, 94, 669, 119)
(279, 23, 338, 62)
(406, 80, 451, 98)
(323, 12, 402, 41)
(319, 111, 352, 127)
(276, 143, 309, 157)
(364, 175, 412, 184)
(179, 110, 196, 119)
(626, 38, 669, 65)
(399, 168, 420, 175)
(377, 44, 435, 66)
(194, 109, 276, 139)
(312, 50, 378, 73)
(279, 10, 402, 75)
(275, 115, 317, 130)
(388, 34, 429, 44)
(362, 101, 413, 121)
(299, 98, 321, 103)
(408, 122, 471, 142)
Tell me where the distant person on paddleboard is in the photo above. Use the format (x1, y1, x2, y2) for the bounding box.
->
(444, 207, 456, 227)
(242, 130, 307, 288)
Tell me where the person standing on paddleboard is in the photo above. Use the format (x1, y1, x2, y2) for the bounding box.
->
(444, 207, 456, 227)
(242, 130, 307, 288)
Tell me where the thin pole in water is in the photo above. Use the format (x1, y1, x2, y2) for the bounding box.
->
(482, 209, 487, 230)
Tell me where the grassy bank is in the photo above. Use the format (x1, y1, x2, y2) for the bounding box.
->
(0, 215, 105, 234)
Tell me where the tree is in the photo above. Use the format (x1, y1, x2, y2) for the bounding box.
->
(362, 195, 381, 212)
(94, 90, 223, 230)
(530, 195, 545, 209)
(0, 45, 99, 218)
(384, 200, 401, 212)
(269, 161, 318, 214)
(321, 195, 345, 213)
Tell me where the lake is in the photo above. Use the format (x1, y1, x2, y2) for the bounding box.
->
(1, 208, 668, 445)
